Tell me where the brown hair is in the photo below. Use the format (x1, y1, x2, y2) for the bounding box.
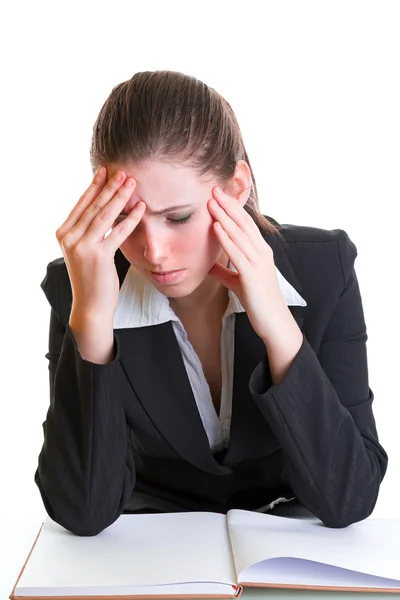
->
(90, 70, 283, 240)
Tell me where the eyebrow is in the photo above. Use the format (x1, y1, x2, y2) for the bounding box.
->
(121, 203, 194, 216)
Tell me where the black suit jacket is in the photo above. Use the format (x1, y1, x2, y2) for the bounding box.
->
(35, 216, 388, 535)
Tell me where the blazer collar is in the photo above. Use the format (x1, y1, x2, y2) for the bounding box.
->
(113, 245, 306, 330)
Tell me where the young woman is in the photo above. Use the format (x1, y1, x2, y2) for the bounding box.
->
(35, 70, 388, 536)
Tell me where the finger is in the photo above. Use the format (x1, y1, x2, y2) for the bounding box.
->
(209, 196, 256, 264)
(212, 186, 265, 250)
(103, 201, 147, 253)
(58, 169, 132, 245)
(83, 176, 138, 243)
(57, 166, 109, 240)
(212, 221, 249, 273)
(208, 261, 240, 292)
(62, 174, 135, 248)
(76, 170, 132, 234)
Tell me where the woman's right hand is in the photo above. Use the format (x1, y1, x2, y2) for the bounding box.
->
(56, 167, 146, 324)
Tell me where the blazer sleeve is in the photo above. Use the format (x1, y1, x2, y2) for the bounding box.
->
(249, 230, 388, 528)
(35, 263, 136, 536)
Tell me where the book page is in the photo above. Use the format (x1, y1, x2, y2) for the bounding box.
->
(227, 509, 400, 587)
(16, 512, 238, 597)
(246, 558, 400, 589)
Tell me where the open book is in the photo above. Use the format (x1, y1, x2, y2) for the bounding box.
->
(10, 509, 400, 599)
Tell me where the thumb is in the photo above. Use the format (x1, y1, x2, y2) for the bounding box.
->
(208, 262, 240, 293)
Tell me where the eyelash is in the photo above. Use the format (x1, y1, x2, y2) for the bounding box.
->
(169, 215, 192, 226)
(114, 214, 192, 227)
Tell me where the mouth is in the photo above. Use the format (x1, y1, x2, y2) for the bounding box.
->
(148, 269, 185, 284)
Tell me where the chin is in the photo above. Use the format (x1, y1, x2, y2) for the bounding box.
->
(153, 274, 207, 297)
(156, 281, 201, 298)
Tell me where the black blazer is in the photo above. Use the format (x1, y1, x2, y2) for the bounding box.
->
(35, 216, 388, 536)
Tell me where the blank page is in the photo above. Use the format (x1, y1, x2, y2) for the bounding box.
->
(227, 510, 400, 586)
(245, 558, 400, 589)
(15, 513, 237, 597)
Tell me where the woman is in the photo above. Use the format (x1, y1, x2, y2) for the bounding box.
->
(35, 70, 388, 536)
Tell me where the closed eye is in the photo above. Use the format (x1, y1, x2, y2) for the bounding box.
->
(114, 214, 193, 227)
(169, 215, 192, 226)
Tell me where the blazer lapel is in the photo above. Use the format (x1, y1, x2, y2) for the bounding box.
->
(222, 308, 305, 466)
(116, 323, 232, 475)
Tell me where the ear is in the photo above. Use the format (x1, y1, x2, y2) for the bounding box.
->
(223, 160, 252, 208)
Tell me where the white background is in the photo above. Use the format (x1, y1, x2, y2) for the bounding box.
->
(1, 0, 399, 595)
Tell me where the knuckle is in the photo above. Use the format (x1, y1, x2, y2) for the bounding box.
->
(105, 181, 117, 194)
(113, 217, 136, 237)
(97, 208, 110, 222)
(113, 221, 127, 235)
(78, 190, 93, 210)
(60, 233, 73, 251)
(71, 242, 87, 259)
(87, 201, 101, 214)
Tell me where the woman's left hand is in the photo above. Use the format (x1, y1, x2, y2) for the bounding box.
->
(207, 186, 288, 342)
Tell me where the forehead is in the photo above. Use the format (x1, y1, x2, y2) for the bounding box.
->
(106, 161, 213, 188)
(106, 161, 215, 214)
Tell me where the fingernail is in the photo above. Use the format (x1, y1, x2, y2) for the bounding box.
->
(96, 166, 104, 177)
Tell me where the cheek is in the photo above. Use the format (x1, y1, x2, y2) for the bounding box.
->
(185, 218, 219, 252)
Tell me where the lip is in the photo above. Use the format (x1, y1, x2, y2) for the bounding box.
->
(148, 269, 185, 284)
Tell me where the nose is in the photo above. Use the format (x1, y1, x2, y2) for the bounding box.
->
(141, 228, 168, 266)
